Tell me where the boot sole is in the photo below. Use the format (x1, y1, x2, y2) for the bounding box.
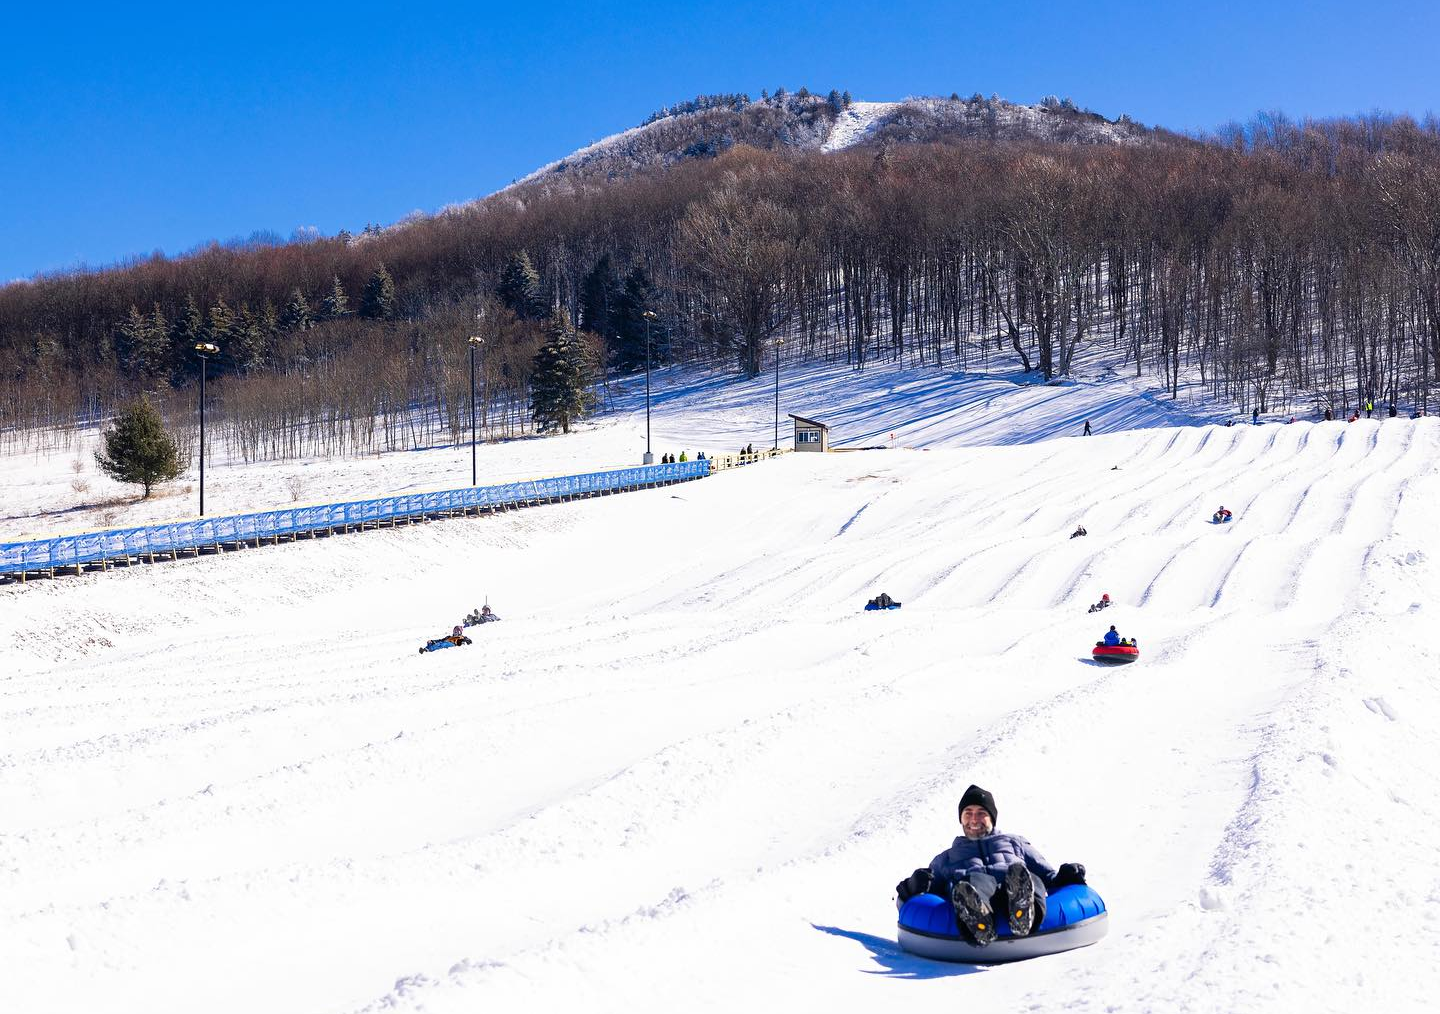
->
(1005, 864, 1035, 937)
(950, 880, 996, 946)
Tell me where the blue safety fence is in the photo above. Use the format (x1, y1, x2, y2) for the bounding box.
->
(1, 460, 710, 579)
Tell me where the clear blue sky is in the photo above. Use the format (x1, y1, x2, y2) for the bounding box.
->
(2, 0, 1435, 282)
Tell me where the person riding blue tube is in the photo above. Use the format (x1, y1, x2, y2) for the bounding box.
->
(894, 785, 1088, 947)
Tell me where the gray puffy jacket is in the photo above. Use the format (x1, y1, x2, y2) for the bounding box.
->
(928, 832, 1058, 889)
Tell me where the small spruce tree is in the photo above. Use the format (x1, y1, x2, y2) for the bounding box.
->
(320, 275, 350, 319)
(497, 251, 546, 320)
(207, 298, 234, 350)
(116, 305, 166, 377)
(94, 397, 185, 498)
(148, 304, 169, 371)
(164, 295, 205, 382)
(258, 299, 279, 357)
(530, 309, 594, 434)
(231, 304, 266, 372)
(611, 266, 664, 371)
(281, 288, 314, 332)
(359, 263, 397, 320)
(579, 254, 618, 336)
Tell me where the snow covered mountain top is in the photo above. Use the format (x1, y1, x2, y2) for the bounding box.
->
(493, 92, 1152, 197)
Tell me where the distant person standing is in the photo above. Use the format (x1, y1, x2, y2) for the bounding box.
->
(1083, 419, 1092, 436)
(1365, 399, 1374, 418)
(1324, 407, 1333, 422)
(1389, 405, 1397, 418)
(1252, 407, 1260, 425)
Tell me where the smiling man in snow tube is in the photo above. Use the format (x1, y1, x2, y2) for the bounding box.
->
(894, 785, 1102, 962)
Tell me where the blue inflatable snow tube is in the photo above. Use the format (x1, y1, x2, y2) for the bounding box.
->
(864, 603, 902, 611)
(420, 638, 468, 653)
(898, 884, 1108, 963)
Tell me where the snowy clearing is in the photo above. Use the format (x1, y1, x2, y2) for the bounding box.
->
(3, 348, 1233, 542)
(4, 377, 1439, 1011)
(822, 101, 899, 152)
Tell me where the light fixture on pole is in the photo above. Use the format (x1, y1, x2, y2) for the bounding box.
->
(468, 309, 485, 487)
(773, 336, 785, 451)
(641, 309, 658, 465)
(194, 342, 219, 516)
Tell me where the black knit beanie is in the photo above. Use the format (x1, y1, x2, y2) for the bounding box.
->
(958, 784, 998, 827)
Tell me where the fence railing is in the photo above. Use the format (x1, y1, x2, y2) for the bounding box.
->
(1, 460, 711, 581)
(707, 447, 789, 472)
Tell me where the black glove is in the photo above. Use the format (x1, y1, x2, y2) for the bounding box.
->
(895, 868, 934, 902)
(1052, 862, 1087, 888)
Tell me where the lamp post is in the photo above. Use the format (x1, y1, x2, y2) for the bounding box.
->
(773, 336, 785, 451)
(194, 342, 219, 516)
(641, 309, 658, 464)
(468, 309, 485, 487)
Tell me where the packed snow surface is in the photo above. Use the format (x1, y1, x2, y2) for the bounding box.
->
(4, 363, 1440, 1013)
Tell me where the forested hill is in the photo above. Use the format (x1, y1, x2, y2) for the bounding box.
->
(502, 91, 1155, 193)
(4, 91, 1440, 464)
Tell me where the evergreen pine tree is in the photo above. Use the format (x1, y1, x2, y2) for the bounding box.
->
(497, 251, 545, 320)
(168, 295, 205, 381)
(116, 305, 154, 376)
(94, 397, 185, 498)
(148, 304, 169, 372)
(359, 263, 397, 320)
(530, 309, 594, 434)
(611, 266, 665, 371)
(320, 275, 349, 319)
(206, 299, 234, 352)
(578, 254, 618, 336)
(231, 304, 266, 371)
(258, 300, 279, 360)
(280, 288, 314, 332)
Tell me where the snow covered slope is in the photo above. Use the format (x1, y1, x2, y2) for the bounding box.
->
(823, 101, 898, 151)
(4, 415, 1439, 1013)
(2, 353, 1225, 541)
